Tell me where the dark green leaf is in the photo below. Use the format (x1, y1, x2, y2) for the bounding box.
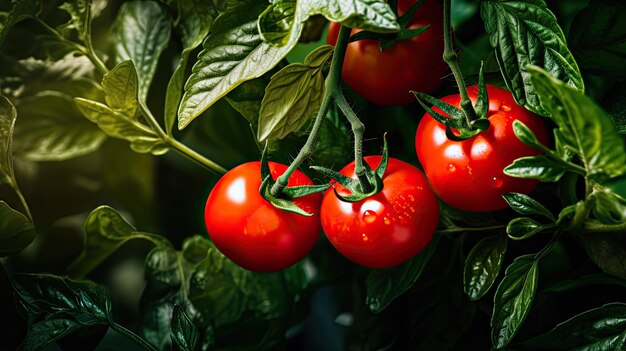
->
(569, 1, 626, 79)
(13, 92, 107, 161)
(178, 0, 304, 129)
(463, 235, 508, 301)
(491, 254, 539, 348)
(504, 155, 567, 182)
(57, 0, 92, 44)
(502, 192, 555, 221)
(481, 0, 584, 115)
(257, 0, 297, 46)
(113, 1, 172, 101)
(164, 0, 217, 135)
(515, 303, 626, 350)
(366, 235, 440, 313)
(225, 77, 267, 127)
(530, 66, 626, 180)
(140, 236, 210, 350)
(171, 305, 199, 351)
(603, 83, 626, 135)
(506, 217, 551, 240)
(13, 274, 111, 350)
(581, 234, 626, 280)
(67, 206, 169, 278)
(74, 98, 169, 155)
(0, 0, 41, 46)
(257, 46, 332, 141)
(0, 201, 35, 257)
(102, 60, 139, 118)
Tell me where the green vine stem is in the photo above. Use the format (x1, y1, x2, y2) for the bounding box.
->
(270, 25, 371, 196)
(110, 322, 157, 351)
(442, 0, 476, 126)
(583, 220, 626, 234)
(436, 224, 506, 234)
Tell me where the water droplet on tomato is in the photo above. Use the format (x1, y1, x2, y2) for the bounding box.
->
(362, 210, 377, 224)
(492, 177, 504, 188)
(447, 163, 456, 172)
(361, 233, 369, 241)
(383, 217, 391, 225)
(409, 206, 416, 213)
(500, 105, 512, 112)
(408, 194, 415, 202)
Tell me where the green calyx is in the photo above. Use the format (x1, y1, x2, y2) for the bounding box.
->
(413, 62, 491, 141)
(311, 136, 389, 203)
(259, 144, 329, 216)
(349, 0, 430, 51)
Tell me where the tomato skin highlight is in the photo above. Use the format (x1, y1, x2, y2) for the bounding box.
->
(204, 161, 321, 272)
(320, 156, 440, 268)
(326, 0, 447, 106)
(415, 84, 550, 212)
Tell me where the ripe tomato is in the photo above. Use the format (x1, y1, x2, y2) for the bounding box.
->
(320, 156, 440, 268)
(415, 84, 550, 212)
(204, 161, 321, 272)
(326, 0, 447, 106)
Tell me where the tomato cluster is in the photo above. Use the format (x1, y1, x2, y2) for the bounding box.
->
(203, 1, 549, 272)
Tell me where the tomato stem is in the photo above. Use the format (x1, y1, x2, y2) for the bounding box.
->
(442, 0, 477, 127)
(270, 25, 374, 197)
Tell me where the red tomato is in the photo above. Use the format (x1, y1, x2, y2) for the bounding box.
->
(204, 161, 321, 272)
(320, 156, 440, 268)
(415, 84, 550, 212)
(326, 0, 447, 106)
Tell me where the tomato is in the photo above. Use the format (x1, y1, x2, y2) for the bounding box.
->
(415, 84, 550, 212)
(326, 0, 447, 106)
(204, 161, 321, 272)
(320, 156, 440, 268)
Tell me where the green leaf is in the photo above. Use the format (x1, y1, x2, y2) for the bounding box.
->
(366, 235, 440, 313)
(12, 274, 111, 351)
(225, 77, 268, 127)
(504, 155, 567, 182)
(590, 185, 626, 224)
(0, 201, 35, 257)
(491, 254, 539, 348)
(13, 92, 107, 161)
(506, 217, 550, 240)
(102, 60, 139, 118)
(301, 0, 399, 33)
(57, 0, 92, 44)
(164, 0, 217, 135)
(529, 66, 626, 180)
(113, 1, 172, 101)
(581, 234, 626, 280)
(178, 0, 304, 129)
(569, 1, 626, 79)
(0, 0, 41, 47)
(502, 192, 555, 221)
(515, 303, 626, 350)
(480, 0, 584, 115)
(140, 237, 210, 350)
(67, 206, 169, 278)
(257, 46, 332, 141)
(544, 273, 626, 293)
(463, 235, 508, 301)
(0, 94, 18, 185)
(74, 98, 169, 155)
(603, 83, 626, 135)
(512, 120, 544, 150)
(258, 0, 399, 47)
(171, 305, 199, 351)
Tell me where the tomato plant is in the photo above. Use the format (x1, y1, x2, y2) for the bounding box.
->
(326, 0, 447, 105)
(1, 0, 626, 350)
(204, 161, 321, 272)
(320, 156, 439, 268)
(415, 84, 550, 212)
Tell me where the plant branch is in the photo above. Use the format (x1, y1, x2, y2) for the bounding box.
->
(442, 0, 476, 126)
(110, 322, 157, 351)
(437, 224, 506, 234)
(6, 178, 33, 222)
(583, 220, 626, 234)
(270, 25, 356, 196)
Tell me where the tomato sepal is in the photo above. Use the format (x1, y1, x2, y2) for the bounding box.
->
(259, 175, 313, 216)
